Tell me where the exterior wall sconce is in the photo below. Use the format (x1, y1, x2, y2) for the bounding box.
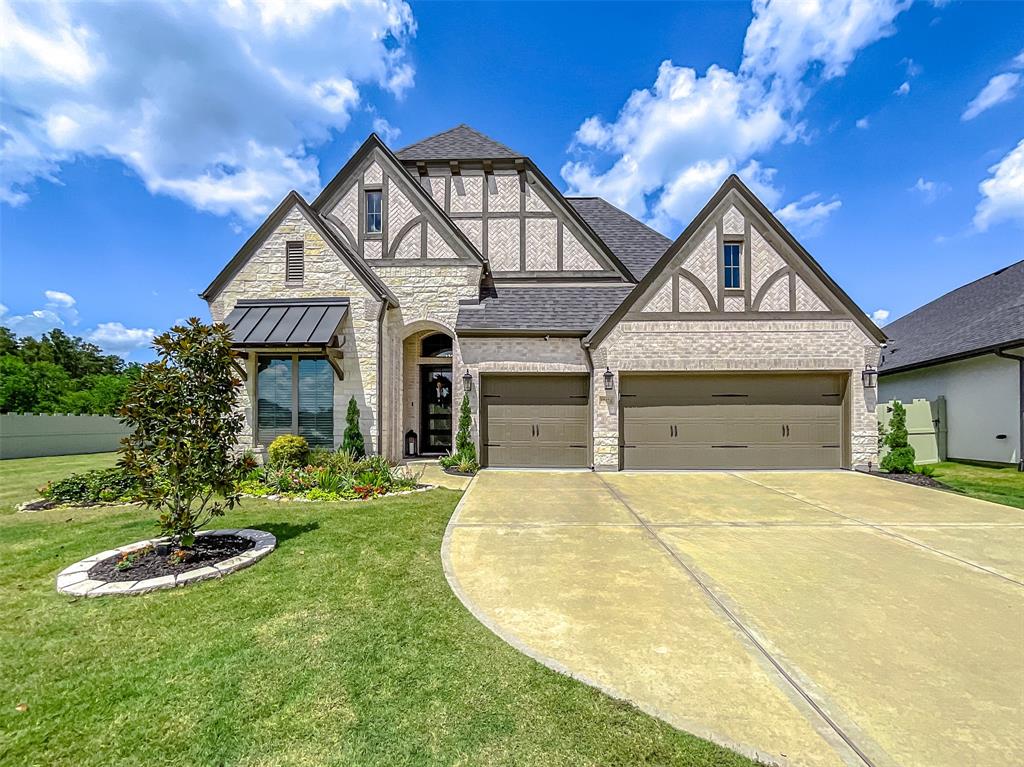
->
(462, 370, 473, 392)
(862, 365, 878, 389)
(603, 367, 614, 391)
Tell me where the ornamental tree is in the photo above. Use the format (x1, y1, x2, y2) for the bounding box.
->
(880, 400, 916, 473)
(343, 396, 366, 457)
(454, 393, 476, 463)
(118, 319, 244, 547)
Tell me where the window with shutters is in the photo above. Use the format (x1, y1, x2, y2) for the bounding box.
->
(285, 240, 304, 283)
(256, 354, 334, 447)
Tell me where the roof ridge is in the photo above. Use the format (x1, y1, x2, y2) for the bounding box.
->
(568, 195, 672, 242)
(394, 123, 523, 159)
(888, 258, 1024, 326)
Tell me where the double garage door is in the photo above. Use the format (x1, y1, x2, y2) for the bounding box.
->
(482, 375, 589, 468)
(480, 372, 846, 470)
(622, 373, 846, 470)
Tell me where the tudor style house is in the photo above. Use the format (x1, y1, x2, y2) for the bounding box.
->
(202, 125, 885, 471)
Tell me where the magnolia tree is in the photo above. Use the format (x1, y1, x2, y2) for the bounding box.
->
(119, 319, 244, 547)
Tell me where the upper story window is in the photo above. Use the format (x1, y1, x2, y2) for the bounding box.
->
(723, 242, 742, 289)
(365, 190, 382, 234)
(285, 240, 304, 283)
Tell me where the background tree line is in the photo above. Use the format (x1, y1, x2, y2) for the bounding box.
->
(0, 327, 142, 415)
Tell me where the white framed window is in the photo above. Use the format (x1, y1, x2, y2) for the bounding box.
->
(365, 189, 382, 234)
(723, 242, 742, 289)
(256, 354, 334, 447)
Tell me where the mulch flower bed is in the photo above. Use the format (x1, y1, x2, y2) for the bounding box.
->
(867, 470, 953, 491)
(89, 535, 254, 583)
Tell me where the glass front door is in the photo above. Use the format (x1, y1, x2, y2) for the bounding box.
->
(420, 365, 452, 454)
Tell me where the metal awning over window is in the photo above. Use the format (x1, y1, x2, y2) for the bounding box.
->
(223, 298, 349, 348)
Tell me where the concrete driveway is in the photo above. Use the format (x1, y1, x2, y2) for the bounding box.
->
(443, 470, 1024, 767)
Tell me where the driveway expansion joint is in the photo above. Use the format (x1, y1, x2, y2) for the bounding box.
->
(596, 473, 878, 767)
(731, 473, 1024, 588)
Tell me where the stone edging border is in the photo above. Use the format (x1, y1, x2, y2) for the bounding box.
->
(56, 528, 276, 598)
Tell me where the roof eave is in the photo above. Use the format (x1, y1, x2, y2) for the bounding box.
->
(879, 338, 1024, 376)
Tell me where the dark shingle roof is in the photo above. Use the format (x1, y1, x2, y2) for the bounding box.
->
(568, 197, 671, 280)
(395, 124, 522, 161)
(879, 259, 1024, 374)
(456, 286, 635, 334)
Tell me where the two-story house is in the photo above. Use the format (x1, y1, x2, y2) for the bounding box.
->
(202, 125, 885, 470)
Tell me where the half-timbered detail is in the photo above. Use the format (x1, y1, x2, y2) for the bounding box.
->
(202, 125, 884, 472)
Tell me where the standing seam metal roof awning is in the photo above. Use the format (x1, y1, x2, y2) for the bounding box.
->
(223, 298, 350, 347)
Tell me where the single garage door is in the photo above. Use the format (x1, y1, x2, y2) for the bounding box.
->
(482, 375, 589, 468)
(621, 373, 846, 470)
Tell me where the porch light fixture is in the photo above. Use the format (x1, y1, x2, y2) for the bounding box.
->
(462, 370, 473, 392)
(861, 365, 878, 389)
(603, 367, 614, 391)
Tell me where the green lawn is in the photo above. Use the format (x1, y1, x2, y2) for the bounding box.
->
(931, 460, 1024, 509)
(0, 454, 755, 767)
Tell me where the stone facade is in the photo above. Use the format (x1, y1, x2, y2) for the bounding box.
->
(207, 205, 383, 454)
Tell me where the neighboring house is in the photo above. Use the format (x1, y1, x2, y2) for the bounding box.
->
(202, 125, 885, 471)
(879, 260, 1024, 468)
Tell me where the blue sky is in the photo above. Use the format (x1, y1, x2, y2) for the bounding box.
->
(2, 0, 1022, 360)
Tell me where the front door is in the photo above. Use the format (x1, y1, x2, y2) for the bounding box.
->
(420, 365, 453, 454)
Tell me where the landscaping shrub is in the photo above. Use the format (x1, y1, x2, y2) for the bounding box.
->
(119, 318, 245, 547)
(236, 453, 416, 501)
(268, 434, 310, 468)
(343, 397, 366, 457)
(880, 400, 916, 473)
(41, 467, 139, 505)
(440, 393, 479, 473)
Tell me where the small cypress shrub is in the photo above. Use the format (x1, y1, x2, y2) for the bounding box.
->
(343, 396, 366, 457)
(454, 393, 476, 463)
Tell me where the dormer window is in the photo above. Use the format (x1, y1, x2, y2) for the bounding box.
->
(724, 242, 742, 289)
(365, 190, 382, 234)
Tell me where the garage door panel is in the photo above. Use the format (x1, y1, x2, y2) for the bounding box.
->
(621, 374, 845, 470)
(483, 375, 589, 468)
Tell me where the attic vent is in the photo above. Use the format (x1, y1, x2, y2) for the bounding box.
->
(285, 241, 304, 283)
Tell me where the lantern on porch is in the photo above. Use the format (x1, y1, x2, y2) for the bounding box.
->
(405, 430, 418, 457)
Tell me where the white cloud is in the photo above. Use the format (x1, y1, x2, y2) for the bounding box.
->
(0, 289, 80, 335)
(562, 0, 910, 233)
(774, 192, 842, 237)
(909, 177, 950, 204)
(372, 116, 401, 144)
(962, 72, 1021, 121)
(1014, 49, 1024, 69)
(43, 289, 75, 307)
(0, 0, 416, 220)
(974, 139, 1024, 231)
(856, 116, 870, 129)
(871, 309, 890, 323)
(894, 81, 910, 96)
(1, 290, 153, 356)
(86, 322, 156, 356)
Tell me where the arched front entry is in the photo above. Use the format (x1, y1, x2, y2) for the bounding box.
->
(401, 327, 455, 456)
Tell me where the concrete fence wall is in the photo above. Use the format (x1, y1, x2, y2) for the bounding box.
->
(0, 414, 132, 460)
(876, 397, 947, 465)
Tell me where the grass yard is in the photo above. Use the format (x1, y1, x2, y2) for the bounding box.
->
(931, 460, 1024, 509)
(0, 454, 755, 767)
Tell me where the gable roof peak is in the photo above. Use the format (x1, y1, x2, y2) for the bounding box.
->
(395, 124, 523, 161)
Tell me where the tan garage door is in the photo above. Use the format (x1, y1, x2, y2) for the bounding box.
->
(482, 375, 589, 468)
(621, 373, 846, 470)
